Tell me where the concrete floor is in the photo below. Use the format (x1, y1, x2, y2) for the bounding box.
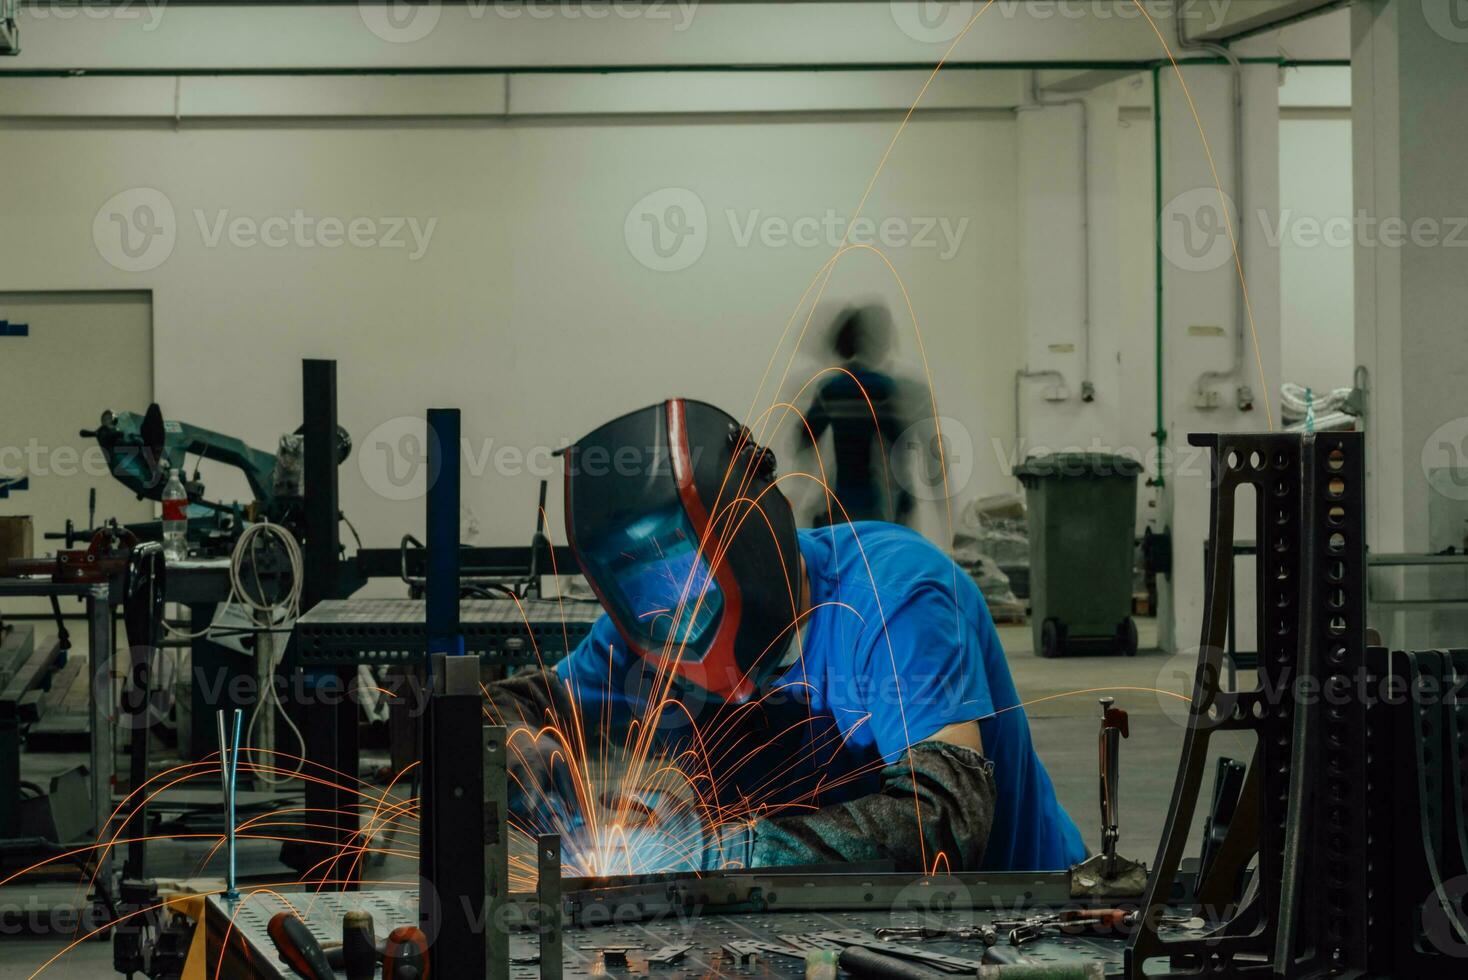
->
(0, 617, 1245, 977)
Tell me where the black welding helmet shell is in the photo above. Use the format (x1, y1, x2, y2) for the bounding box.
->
(564, 399, 803, 703)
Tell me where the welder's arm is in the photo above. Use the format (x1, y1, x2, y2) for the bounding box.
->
(483, 669, 589, 823)
(730, 732, 996, 873)
(483, 667, 577, 734)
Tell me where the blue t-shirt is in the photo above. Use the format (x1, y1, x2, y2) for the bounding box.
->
(555, 521, 1086, 871)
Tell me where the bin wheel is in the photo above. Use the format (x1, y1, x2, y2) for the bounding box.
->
(1116, 617, 1138, 657)
(1040, 618, 1066, 659)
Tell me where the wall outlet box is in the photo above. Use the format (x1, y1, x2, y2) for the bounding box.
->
(1195, 389, 1221, 410)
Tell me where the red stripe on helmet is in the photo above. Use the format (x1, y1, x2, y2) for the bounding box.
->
(666, 399, 750, 702)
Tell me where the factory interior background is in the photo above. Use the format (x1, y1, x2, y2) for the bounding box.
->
(0, 2, 1464, 978)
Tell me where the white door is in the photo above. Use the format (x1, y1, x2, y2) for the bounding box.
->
(0, 290, 154, 613)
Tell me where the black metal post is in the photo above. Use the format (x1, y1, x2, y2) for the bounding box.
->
(537, 835, 563, 980)
(417, 408, 486, 971)
(298, 358, 357, 888)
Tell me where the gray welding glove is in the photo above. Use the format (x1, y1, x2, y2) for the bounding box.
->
(485, 671, 585, 830)
(732, 740, 997, 873)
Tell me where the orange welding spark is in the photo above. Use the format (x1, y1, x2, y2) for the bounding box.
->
(77, 758, 229, 916)
(670, 467, 933, 869)
(482, 0, 1262, 886)
(333, 763, 422, 892)
(1002, 686, 1194, 714)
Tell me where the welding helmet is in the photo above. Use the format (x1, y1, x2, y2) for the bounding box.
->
(564, 399, 803, 703)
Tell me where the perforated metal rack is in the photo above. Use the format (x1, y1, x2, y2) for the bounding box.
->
(292, 597, 602, 666)
(1126, 432, 1374, 977)
(206, 889, 422, 978)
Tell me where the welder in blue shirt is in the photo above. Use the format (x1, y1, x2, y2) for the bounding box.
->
(486, 399, 1086, 874)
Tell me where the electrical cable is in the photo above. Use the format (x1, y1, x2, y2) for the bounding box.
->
(158, 521, 306, 782)
(1280, 382, 1354, 418)
(233, 522, 306, 786)
(340, 512, 363, 552)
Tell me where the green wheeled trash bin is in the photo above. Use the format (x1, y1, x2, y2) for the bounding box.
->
(1015, 452, 1142, 658)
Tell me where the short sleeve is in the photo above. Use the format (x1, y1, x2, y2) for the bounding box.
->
(857, 584, 995, 762)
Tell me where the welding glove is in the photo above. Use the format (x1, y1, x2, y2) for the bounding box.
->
(484, 671, 586, 832)
(723, 740, 997, 873)
(503, 726, 585, 833)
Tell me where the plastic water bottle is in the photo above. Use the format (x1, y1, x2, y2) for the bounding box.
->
(161, 465, 189, 561)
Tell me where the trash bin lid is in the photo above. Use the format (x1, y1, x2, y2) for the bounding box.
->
(1014, 452, 1143, 482)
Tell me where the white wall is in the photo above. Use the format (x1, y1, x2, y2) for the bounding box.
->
(0, 2, 1357, 645)
(1279, 67, 1355, 396)
(0, 102, 1022, 552)
(1013, 65, 1354, 650)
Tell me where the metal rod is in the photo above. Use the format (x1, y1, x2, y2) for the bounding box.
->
(425, 407, 463, 666)
(216, 708, 241, 900)
(1098, 697, 1120, 878)
(229, 707, 242, 899)
(87, 586, 115, 897)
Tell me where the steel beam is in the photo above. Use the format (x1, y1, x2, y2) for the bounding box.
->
(86, 584, 114, 894)
(298, 357, 358, 889)
(537, 834, 563, 980)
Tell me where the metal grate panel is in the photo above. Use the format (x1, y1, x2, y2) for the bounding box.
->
(293, 597, 602, 666)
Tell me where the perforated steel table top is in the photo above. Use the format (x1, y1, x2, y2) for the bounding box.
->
(293, 597, 602, 666)
(206, 888, 1144, 979)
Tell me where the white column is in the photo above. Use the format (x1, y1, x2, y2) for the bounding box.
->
(1015, 83, 1125, 456)
(1156, 64, 1283, 654)
(1353, 0, 1468, 646)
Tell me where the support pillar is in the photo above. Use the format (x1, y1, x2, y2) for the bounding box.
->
(1352, 0, 1468, 647)
(1155, 63, 1283, 654)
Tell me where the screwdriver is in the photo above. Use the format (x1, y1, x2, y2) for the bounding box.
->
(266, 912, 334, 980)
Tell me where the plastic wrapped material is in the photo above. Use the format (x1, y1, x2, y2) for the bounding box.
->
(952, 494, 1029, 617)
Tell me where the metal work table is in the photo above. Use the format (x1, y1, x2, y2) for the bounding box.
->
(205, 875, 1154, 979)
(293, 597, 602, 666)
(162, 556, 243, 606)
(0, 578, 114, 889)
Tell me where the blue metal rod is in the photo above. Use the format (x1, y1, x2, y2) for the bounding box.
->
(226, 708, 243, 900)
(425, 408, 463, 664)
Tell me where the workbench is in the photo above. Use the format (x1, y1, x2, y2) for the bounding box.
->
(203, 875, 1175, 979)
(293, 596, 602, 667)
(0, 578, 114, 885)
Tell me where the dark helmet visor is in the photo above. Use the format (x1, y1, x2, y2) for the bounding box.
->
(578, 503, 724, 660)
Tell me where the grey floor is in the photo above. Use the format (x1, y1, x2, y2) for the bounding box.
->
(0, 617, 1245, 977)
